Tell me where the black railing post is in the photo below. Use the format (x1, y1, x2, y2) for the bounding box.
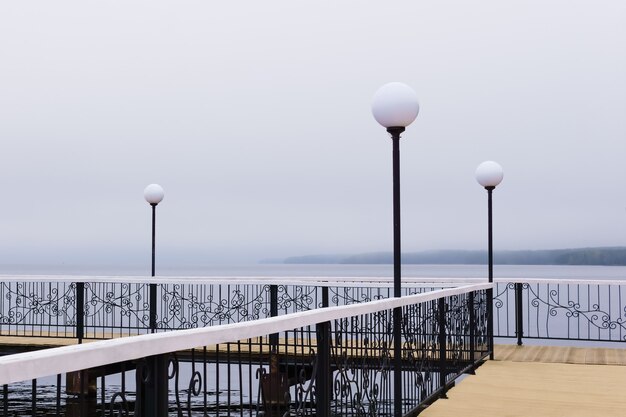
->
(487, 288, 494, 360)
(56, 375, 61, 414)
(393, 306, 403, 416)
(149, 284, 157, 332)
(316, 320, 331, 417)
(515, 282, 524, 346)
(317, 283, 331, 416)
(76, 282, 84, 343)
(270, 285, 279, 348)
(136, 355, 169, 417)
(438, 297, 447, 398)
(3, 384, 7, 416)
(31, 379, 36, 416)
(79, 370, 87, 416)
(468, 291, 475, 367)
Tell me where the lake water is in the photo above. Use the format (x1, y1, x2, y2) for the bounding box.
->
(2, 263, 626, 279)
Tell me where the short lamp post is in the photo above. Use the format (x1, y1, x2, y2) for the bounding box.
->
(475, 161, 503, 360)
(144, 184, 164, 333)
(371, 82, 420, 417)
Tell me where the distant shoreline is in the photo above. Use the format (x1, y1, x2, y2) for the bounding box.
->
(276, 247, 626, 266)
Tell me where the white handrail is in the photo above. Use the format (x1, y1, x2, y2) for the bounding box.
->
(0, 274, 484, 283)
(0, 283, 492, 385)
(2, 275, 625, 286)
(493, 278, 626, 286)
(0, 275, 486, 288)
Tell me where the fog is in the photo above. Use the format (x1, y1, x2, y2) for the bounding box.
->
(0, 1, 624, 268)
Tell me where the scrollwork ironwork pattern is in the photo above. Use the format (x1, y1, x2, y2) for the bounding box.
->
(331, 310, 392, 416)
(0, 281, 76, 337)
(156, 284, 329, 330)
(472, 289, 490, 355)
(328, 290, 488, 416)
(330, 287, 391, 307)
(399, 290, 489, 413)
(288, 348, 318, 417)
(276, 285, 319, 313)
(109, 392, 131, 417)
(494, 282, 626, 341)
(442, 292, 488, 382)
(0, 279, 452, 340)
(400, 299, 441, 411)
(156, 283, 271, 330)
(329, 286, 444, 308)
(83, 282, 151, 335)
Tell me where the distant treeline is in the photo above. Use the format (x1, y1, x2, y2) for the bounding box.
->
(283, 247, 626, 266)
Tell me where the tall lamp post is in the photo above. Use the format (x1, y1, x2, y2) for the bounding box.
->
(371, 82, 419, 417)
(475, 161, 503, 360)
(144, 184, 164, 333)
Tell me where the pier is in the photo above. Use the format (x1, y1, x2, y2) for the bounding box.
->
(0, 276, 624, 416)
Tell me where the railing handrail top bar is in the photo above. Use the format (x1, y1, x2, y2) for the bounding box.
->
(1, 274, 626, 286)
(0, 274, 484, 282)
(0, 274, 486, 287)
(0, 282, 492, 385)
(493, 277, 626, 285)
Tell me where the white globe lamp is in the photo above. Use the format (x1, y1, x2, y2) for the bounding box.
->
(144, 184, 165, 205)
(475, 161, 504, 189)
(371, 82, 420, 128)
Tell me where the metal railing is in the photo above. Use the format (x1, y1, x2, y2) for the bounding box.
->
(2, 274, 624, 416)
(2, 275, 625, 346)
(494, 278, 626, 344)
(0, 276, 469, 341)
(0, 283, 491, 417)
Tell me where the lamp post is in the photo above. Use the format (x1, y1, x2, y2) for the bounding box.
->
(475, 161, 503, 360)
(144, 184, 164, 333)
(371, 82, 419, 417)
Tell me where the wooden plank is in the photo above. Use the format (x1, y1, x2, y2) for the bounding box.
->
(420, 360, 626, 417)
(495, 344, 626, 365)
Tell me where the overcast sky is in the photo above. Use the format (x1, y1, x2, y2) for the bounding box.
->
(1, 1, 625, 268)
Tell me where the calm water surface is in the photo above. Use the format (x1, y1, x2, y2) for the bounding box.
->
(1, 263, 626, 279)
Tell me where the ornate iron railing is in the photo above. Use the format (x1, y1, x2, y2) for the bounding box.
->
(3, 275, 624, 347)
(493, 279, 626, 344)
(7, 274, 625, 415)
(0, 284, 491, 417)
(0, 281, 78, 338)
(0, 276, 457, 341)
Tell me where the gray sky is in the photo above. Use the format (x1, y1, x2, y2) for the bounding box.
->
(1, 1, 625, 267)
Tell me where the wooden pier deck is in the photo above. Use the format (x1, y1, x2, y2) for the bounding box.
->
(421, 344, 626, 417)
